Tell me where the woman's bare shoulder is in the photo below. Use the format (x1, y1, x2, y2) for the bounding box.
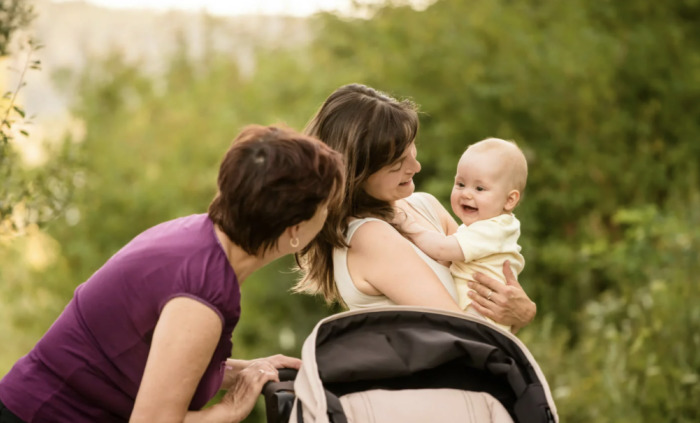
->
(350, 219, 423, 264)
(350, 218, 403, 248)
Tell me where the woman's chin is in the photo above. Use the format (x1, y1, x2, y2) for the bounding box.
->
(397, 181, 415, 198)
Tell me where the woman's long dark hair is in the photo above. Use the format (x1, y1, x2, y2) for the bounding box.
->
(294, 84, 419, 304)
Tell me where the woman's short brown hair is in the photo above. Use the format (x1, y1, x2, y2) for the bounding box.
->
(208, 124, 344, 256)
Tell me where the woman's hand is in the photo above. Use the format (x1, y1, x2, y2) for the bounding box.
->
(185, 355, 302, 423)
(219, 360, 284, 423)
(218, 354, 302, 422)
(222, 355, 301, 390)
(467, 261, 536, 334)
(248, 354, 302, 371)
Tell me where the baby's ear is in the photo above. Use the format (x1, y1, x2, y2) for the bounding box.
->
(504, 190, 520, 212)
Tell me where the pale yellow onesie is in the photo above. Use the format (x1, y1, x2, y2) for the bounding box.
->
(452, 213, 525, 332)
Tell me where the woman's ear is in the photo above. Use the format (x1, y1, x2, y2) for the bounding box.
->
(504, 190, 520, 212)
(286, 224, 301, 242)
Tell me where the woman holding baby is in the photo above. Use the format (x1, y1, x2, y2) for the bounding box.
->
(295, 83, 536, 333)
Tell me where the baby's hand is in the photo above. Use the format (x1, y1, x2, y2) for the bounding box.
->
(392, 208, 422, 234)
(391, 207, 408, 226)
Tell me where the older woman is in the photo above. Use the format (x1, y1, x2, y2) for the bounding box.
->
(0, 125, 344, 423)
(296, 84, 536, 333)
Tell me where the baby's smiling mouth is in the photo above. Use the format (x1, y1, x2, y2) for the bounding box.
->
(462, 205, 477, 212)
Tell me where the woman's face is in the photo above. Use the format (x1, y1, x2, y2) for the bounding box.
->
(362, 142, 421, 203)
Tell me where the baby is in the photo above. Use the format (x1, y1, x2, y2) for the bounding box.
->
(402, 138, 527, 332)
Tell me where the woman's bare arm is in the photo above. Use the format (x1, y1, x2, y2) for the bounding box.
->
(131, 297, 277, 423)
(348, 220, 463, 312)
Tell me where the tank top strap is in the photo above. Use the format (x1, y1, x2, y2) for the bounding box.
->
(346, 217, 388, 242)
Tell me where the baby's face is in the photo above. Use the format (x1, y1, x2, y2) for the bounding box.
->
(450, 149, 516, 226)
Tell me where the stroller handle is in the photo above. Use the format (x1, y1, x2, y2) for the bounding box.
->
(262, 368, 298, 423)
(277, 368, 299, 383)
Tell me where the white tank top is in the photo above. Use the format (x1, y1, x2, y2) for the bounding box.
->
(333, 193, 458, 310)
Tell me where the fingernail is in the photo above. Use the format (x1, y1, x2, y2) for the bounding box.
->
(467, 282, 474, 288)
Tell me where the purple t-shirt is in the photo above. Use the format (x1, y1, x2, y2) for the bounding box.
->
(0, 214, 240, 422)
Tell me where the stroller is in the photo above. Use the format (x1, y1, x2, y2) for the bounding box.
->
(263, 306, 558, 423)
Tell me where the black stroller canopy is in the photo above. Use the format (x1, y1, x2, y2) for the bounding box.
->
(264, 306, 558, 423)
(317, 310, 526, 381)
(312, 309, 556, 423)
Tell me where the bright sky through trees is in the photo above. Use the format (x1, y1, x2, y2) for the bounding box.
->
(54, 0, 434, 17)
(55, 0, 357, 16)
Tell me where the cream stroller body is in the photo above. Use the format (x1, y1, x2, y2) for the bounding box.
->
(263, 306, 558, 423)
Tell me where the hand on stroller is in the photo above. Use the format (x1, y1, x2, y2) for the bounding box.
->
(249, 354, 302, 372)
(220, 355, 302, 422)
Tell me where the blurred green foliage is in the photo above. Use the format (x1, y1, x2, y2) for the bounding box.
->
(1, 4, 77, 236)
(0, 0, 34, 56)
(1, 0, 699, 421)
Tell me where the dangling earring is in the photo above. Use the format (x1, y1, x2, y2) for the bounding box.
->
(290, 237, 300, 248)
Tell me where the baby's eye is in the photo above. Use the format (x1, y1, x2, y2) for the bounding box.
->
(476, 186, 485, 191)
(455, 182, 465, 188)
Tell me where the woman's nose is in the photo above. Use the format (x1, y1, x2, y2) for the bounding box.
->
(407, 155, 421, 173)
